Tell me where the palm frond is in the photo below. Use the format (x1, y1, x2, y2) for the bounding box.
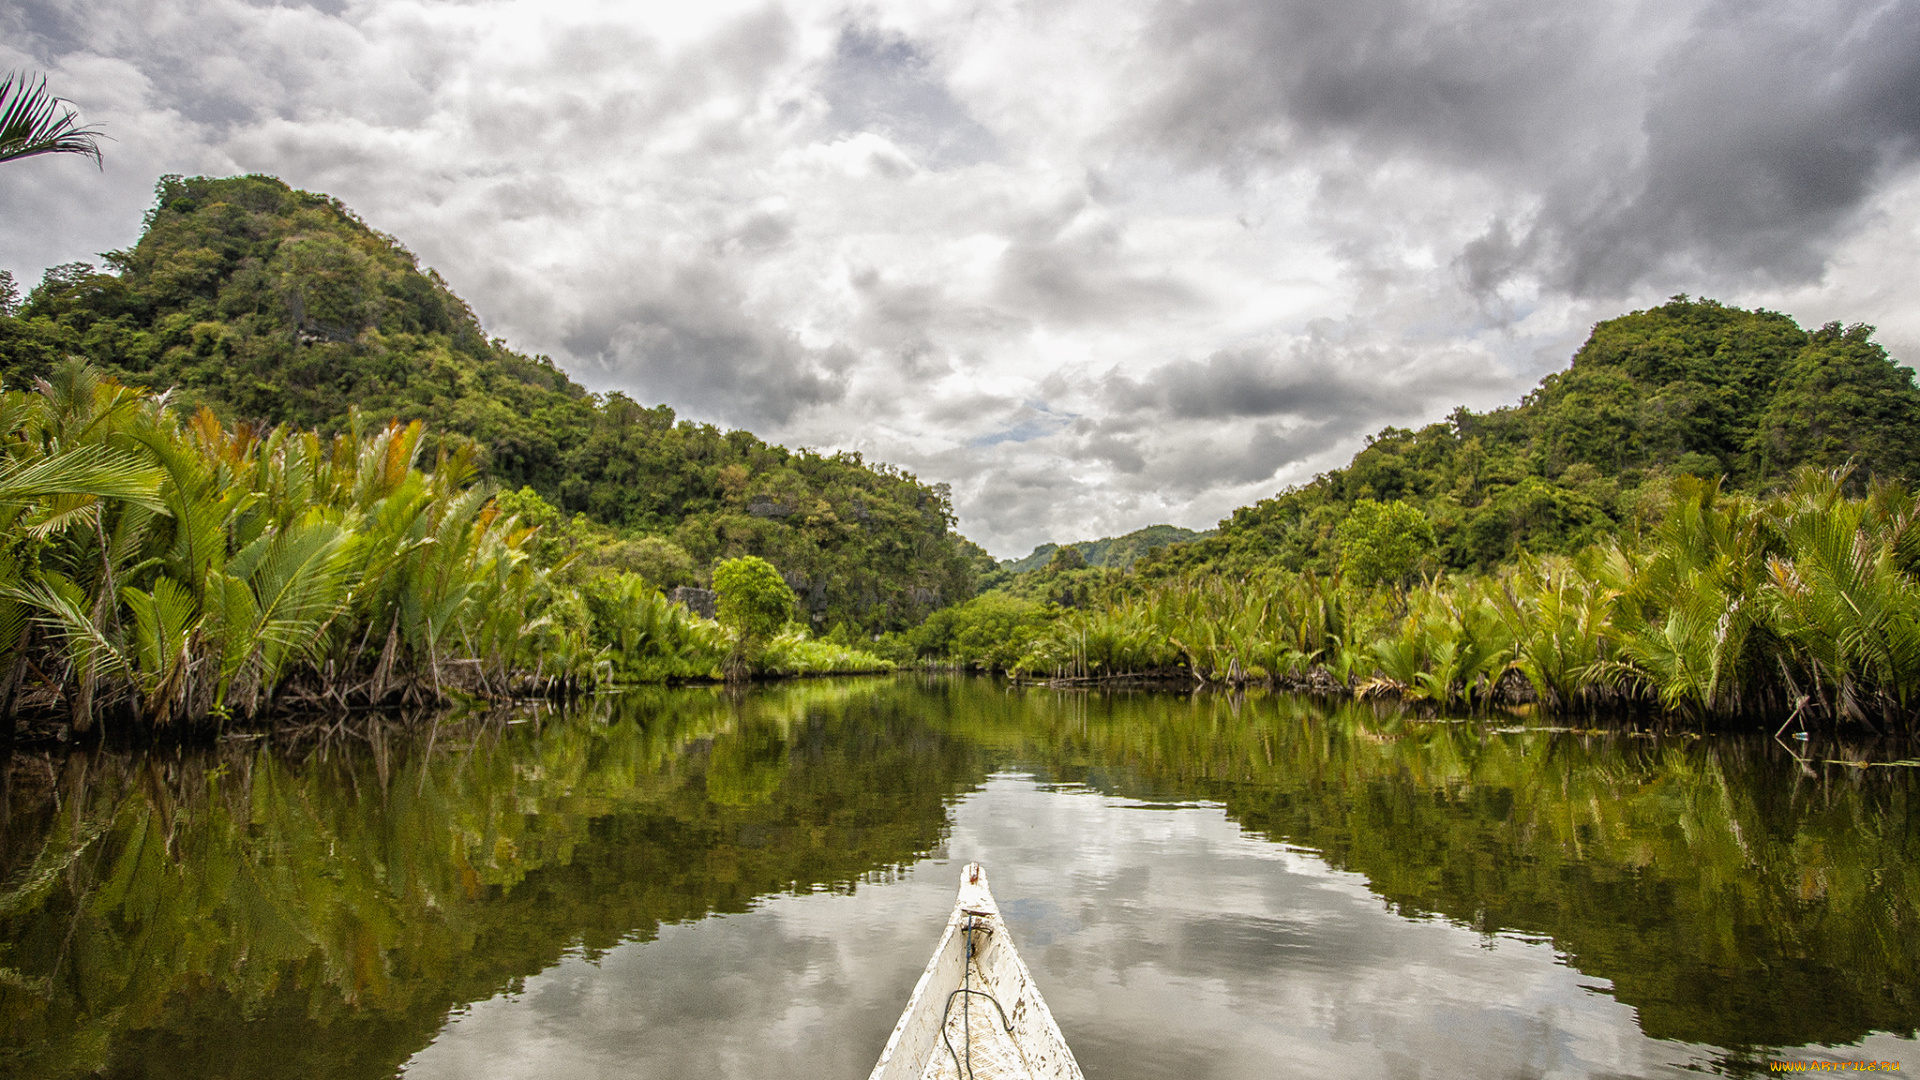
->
(0, 445, 164, 509)
(7, 571, 132, 685)
(0, 73, 106, 167)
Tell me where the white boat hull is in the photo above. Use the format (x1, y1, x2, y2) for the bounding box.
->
(868, 864, 1084, 1080)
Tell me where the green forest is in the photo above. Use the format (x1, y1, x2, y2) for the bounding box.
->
(993, 524, 1211, 575)
(0, 175, 1007, 733)
(0, 175, 984, 635)
(904, 299, 1920, 733)
(1141, 297, 1920, 578)
(8, 173, 1920, 733)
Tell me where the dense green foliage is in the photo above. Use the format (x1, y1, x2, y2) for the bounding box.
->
(712, 555, 797, 677)
(1141, 298, 1920, 579)
(886, 591, 1055, 672)
(0, 365, 889, 732)
(905, 297, 1920, 730)
(16, 174, 1920, 730)
(1334, 498, 1434, 586)
(967, 523, 1213, 606)
(0, 364, 573, 729)
(969, 545, 1119, 610)
(919, 469, 1920, 730)
(0, 174, 979, 632)
(713, 556, 798, 643)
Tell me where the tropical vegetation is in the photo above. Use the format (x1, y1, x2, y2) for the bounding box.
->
(11, 171, 1920, 733)
(911, 468, 1920, 731)
(988, 523, 1211, 576)
(1138, 297, 1920, 579)
(0, 362, 890, 735)
(0, 174, 984, 635)
(911, 299, 1920, 732)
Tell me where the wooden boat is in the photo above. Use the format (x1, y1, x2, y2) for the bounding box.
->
(868, 863, 1085, 1080)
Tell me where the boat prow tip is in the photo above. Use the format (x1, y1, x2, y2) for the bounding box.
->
(869, 858, 1083, 1080)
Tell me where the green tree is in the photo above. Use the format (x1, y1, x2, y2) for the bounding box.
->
(712, 556, 796, 678)
(1747, 322, 1920, 485)
(592, 536, 698, 588)
(1336, 499, 1434, 587)
(1048, 545, 1087, 571)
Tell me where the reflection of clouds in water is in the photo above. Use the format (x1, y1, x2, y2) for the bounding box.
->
(944, 781, 1674, 1080)
(995, 897, 1079, 948)
(405, 871, 953, 1080)
(404, 776, 1912, 1080)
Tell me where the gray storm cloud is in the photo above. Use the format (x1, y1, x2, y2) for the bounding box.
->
(1137, 0, 1920, 295)
(1102, 333, 1509, 436)
(2, 0, 1917, 555)
(1553, 0, 1920, 290)
(1109, 347, 1398, 421)
(562, 263, 848, 427)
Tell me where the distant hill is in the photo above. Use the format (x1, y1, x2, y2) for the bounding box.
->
(1001, 524, 1214, 573)
(1140, 296, 1920, 579)
(0, 174, 985, 630)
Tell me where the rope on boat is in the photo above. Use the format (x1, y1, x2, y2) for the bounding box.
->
(941, 918, 1014, 1080)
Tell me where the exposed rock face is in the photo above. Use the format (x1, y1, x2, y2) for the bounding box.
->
(669, 586, 717, 619)
(746, 495, 794, 518)
(807, 577, 829, 622)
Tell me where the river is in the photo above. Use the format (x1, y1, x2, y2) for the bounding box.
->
(1, 676, 1914, 1078)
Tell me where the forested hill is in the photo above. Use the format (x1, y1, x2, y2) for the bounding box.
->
(998, 524, 1213, 574)
(0, 174, 985, 630)
(1142, 297, 1920, 578)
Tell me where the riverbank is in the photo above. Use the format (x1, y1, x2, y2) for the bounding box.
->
(886, 470, 1920, 735)
(0, 366, 894, 743)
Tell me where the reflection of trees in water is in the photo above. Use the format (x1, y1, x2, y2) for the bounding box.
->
(0, 679, 979, 1079)
(938, 687, 1920, 1051)
(0, 678, 1913, 1077)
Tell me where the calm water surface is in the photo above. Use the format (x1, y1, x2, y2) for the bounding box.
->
(1, 677, 1914, 1078)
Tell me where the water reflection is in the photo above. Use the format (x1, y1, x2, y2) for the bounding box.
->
(1, 678, 1914, 1078)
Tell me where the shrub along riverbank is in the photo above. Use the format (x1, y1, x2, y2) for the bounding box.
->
(890, 470, 1920, 733)
(0, 365, 889, 738)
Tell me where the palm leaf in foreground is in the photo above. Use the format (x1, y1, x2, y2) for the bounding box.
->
(0, 445, 165, 509)
(0, 72, 105, 166)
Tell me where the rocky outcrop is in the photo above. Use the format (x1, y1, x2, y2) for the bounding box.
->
(746, 495, 794, 518)
(668, 586, 717, 619)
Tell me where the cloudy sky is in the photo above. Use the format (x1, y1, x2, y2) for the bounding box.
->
(4, 0, 1919, 556)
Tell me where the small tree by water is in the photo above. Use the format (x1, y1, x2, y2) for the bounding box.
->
(712, 556, 797, 679)
(1337, 499, 1435, 589)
